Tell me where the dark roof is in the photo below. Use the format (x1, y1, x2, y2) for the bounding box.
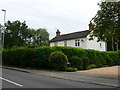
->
(50, 30, 91, 42)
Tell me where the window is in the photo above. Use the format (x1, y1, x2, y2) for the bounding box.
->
(54, 42, 58, 46)
(100, 43, 102, 48)
(64, 41, 67, 46)
(75, 40, 80, 47)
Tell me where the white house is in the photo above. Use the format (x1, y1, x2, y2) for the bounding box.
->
(50, 22, 107, 51)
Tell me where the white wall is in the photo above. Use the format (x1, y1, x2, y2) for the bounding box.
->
(86, 35, 106, 51)
(50, 42, 54, 46)
(50, 38, 87, 49)
(50, 36, 106, 51)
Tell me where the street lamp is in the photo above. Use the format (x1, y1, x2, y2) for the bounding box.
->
(1, 9, 6, 49)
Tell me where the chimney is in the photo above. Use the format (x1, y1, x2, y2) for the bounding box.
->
(56, 29, 61, 36)
(89, 21, 92, 31)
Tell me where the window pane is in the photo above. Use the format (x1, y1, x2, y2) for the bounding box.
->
(64, 41, 67, 46)
(78, 42, 80, 46)
(75, 43, 77, 46)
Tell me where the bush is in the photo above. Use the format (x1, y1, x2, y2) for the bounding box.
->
(69, 56, 83, 70)
(35, 46, 54, 68)
(118, 50, 120, 65)
(2, 47, 37, 68)
(107, 51, 118, 65)
(106, 57, 113, 66)
(82, 57, 89, 70)
(66, 67, 78, 72)
(2, 46, 119, 71)
(49, 51, 68, 71)
(88, 64, 96, 69)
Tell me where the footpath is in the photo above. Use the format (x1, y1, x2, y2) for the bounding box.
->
(2, 66, 119, 88)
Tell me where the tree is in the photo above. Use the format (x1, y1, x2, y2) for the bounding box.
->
(29, 28, 49, 46)
(91, 2, 120, 51)
(5, 20, 29, 48)
(4, 20, 50, 48)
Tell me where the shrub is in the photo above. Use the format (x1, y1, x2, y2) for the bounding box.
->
(107, 51, 118, 65)
(66, 67, 78, 72)
(35, 46, 55, 68)
(49, 51, 68, 71)
(94, 51, 105, 67)
(2, 47, 37, 68)
(118, 50, 120, 65)
(106, 57, 113, 66)
(88, 64, 96, 69)
(69, 56, 83, 70)
(82, 57, 89, 70)
(2, 46, 119, 71)
(104, 65, 109, 67)
(53, 46, 88, 61)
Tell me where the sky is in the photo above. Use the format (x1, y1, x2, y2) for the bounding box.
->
(0, 0, 101, 39)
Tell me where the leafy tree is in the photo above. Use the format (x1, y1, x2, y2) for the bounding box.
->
(29, 28, 49, 46)
(4, 20, 50, 48)
(91, 2, 120, 51)
(5, 20, 29, 48)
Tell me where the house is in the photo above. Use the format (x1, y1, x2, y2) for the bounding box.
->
(50, 22, 107, 51)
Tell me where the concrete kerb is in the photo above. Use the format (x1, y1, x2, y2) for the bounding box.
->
(2, 66, 119, 88)
(2, 66, 30, 73)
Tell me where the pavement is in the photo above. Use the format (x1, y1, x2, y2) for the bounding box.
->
(2, 65, 119, 88)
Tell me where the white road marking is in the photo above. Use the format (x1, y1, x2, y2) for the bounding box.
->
(0, 77, 23, 87)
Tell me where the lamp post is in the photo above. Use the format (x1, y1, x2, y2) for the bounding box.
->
(2, 9, 6, 49)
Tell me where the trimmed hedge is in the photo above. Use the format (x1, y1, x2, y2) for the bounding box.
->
(49, 51, 68, 70)
(69, 56, 83, 70)
(2, 47, 38, 68)
(2, 46, 119, 70)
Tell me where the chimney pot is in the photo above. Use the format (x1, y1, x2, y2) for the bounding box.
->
(89, 21, 92, 31)
(56, 29, 61, 36)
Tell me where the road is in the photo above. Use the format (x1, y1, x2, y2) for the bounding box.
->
(1, 68, 115, 88)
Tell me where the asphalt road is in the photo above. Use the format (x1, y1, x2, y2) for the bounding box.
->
(1, 68, 115, 88)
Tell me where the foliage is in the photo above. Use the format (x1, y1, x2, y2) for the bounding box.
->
(2, 47, 37, 68)
(4, 20, 49, 48)
(82, 57, 89, 70)
(66, 67, 78, 72)
(49, 51, 68, 71)
(28, 28, 49, 46)
(2, 46, 119, 71)
(118, 50, 120, 65)
(5, 20, 29, 47)
(35, 46, 54, 68)
(69, 56, 83, 70)
(88, 64, 96, 69)
(91, 2, 120, 51)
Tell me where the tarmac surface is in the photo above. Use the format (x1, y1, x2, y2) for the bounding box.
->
(2, 65, 119, 88)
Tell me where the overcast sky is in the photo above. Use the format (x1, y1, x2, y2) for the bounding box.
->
(0, 0, 101, 39)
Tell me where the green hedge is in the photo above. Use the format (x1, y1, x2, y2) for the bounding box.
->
(2, 46, 119, 70)
(49, 51, 68, 70)
(69, 56, 83, 70)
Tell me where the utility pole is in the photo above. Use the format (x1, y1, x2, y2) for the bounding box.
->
(2, 9, 6, 49)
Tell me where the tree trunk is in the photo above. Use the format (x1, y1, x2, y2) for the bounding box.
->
(112, 38, 114, 51)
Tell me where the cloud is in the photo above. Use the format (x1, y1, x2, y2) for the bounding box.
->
(0, 0, 100, 39)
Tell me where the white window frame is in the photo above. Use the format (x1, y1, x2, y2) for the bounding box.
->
(100, 43, 102, 48)
(75, 40, 80, 47)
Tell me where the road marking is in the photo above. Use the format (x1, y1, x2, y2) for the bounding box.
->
(0, 77, 23, 87)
